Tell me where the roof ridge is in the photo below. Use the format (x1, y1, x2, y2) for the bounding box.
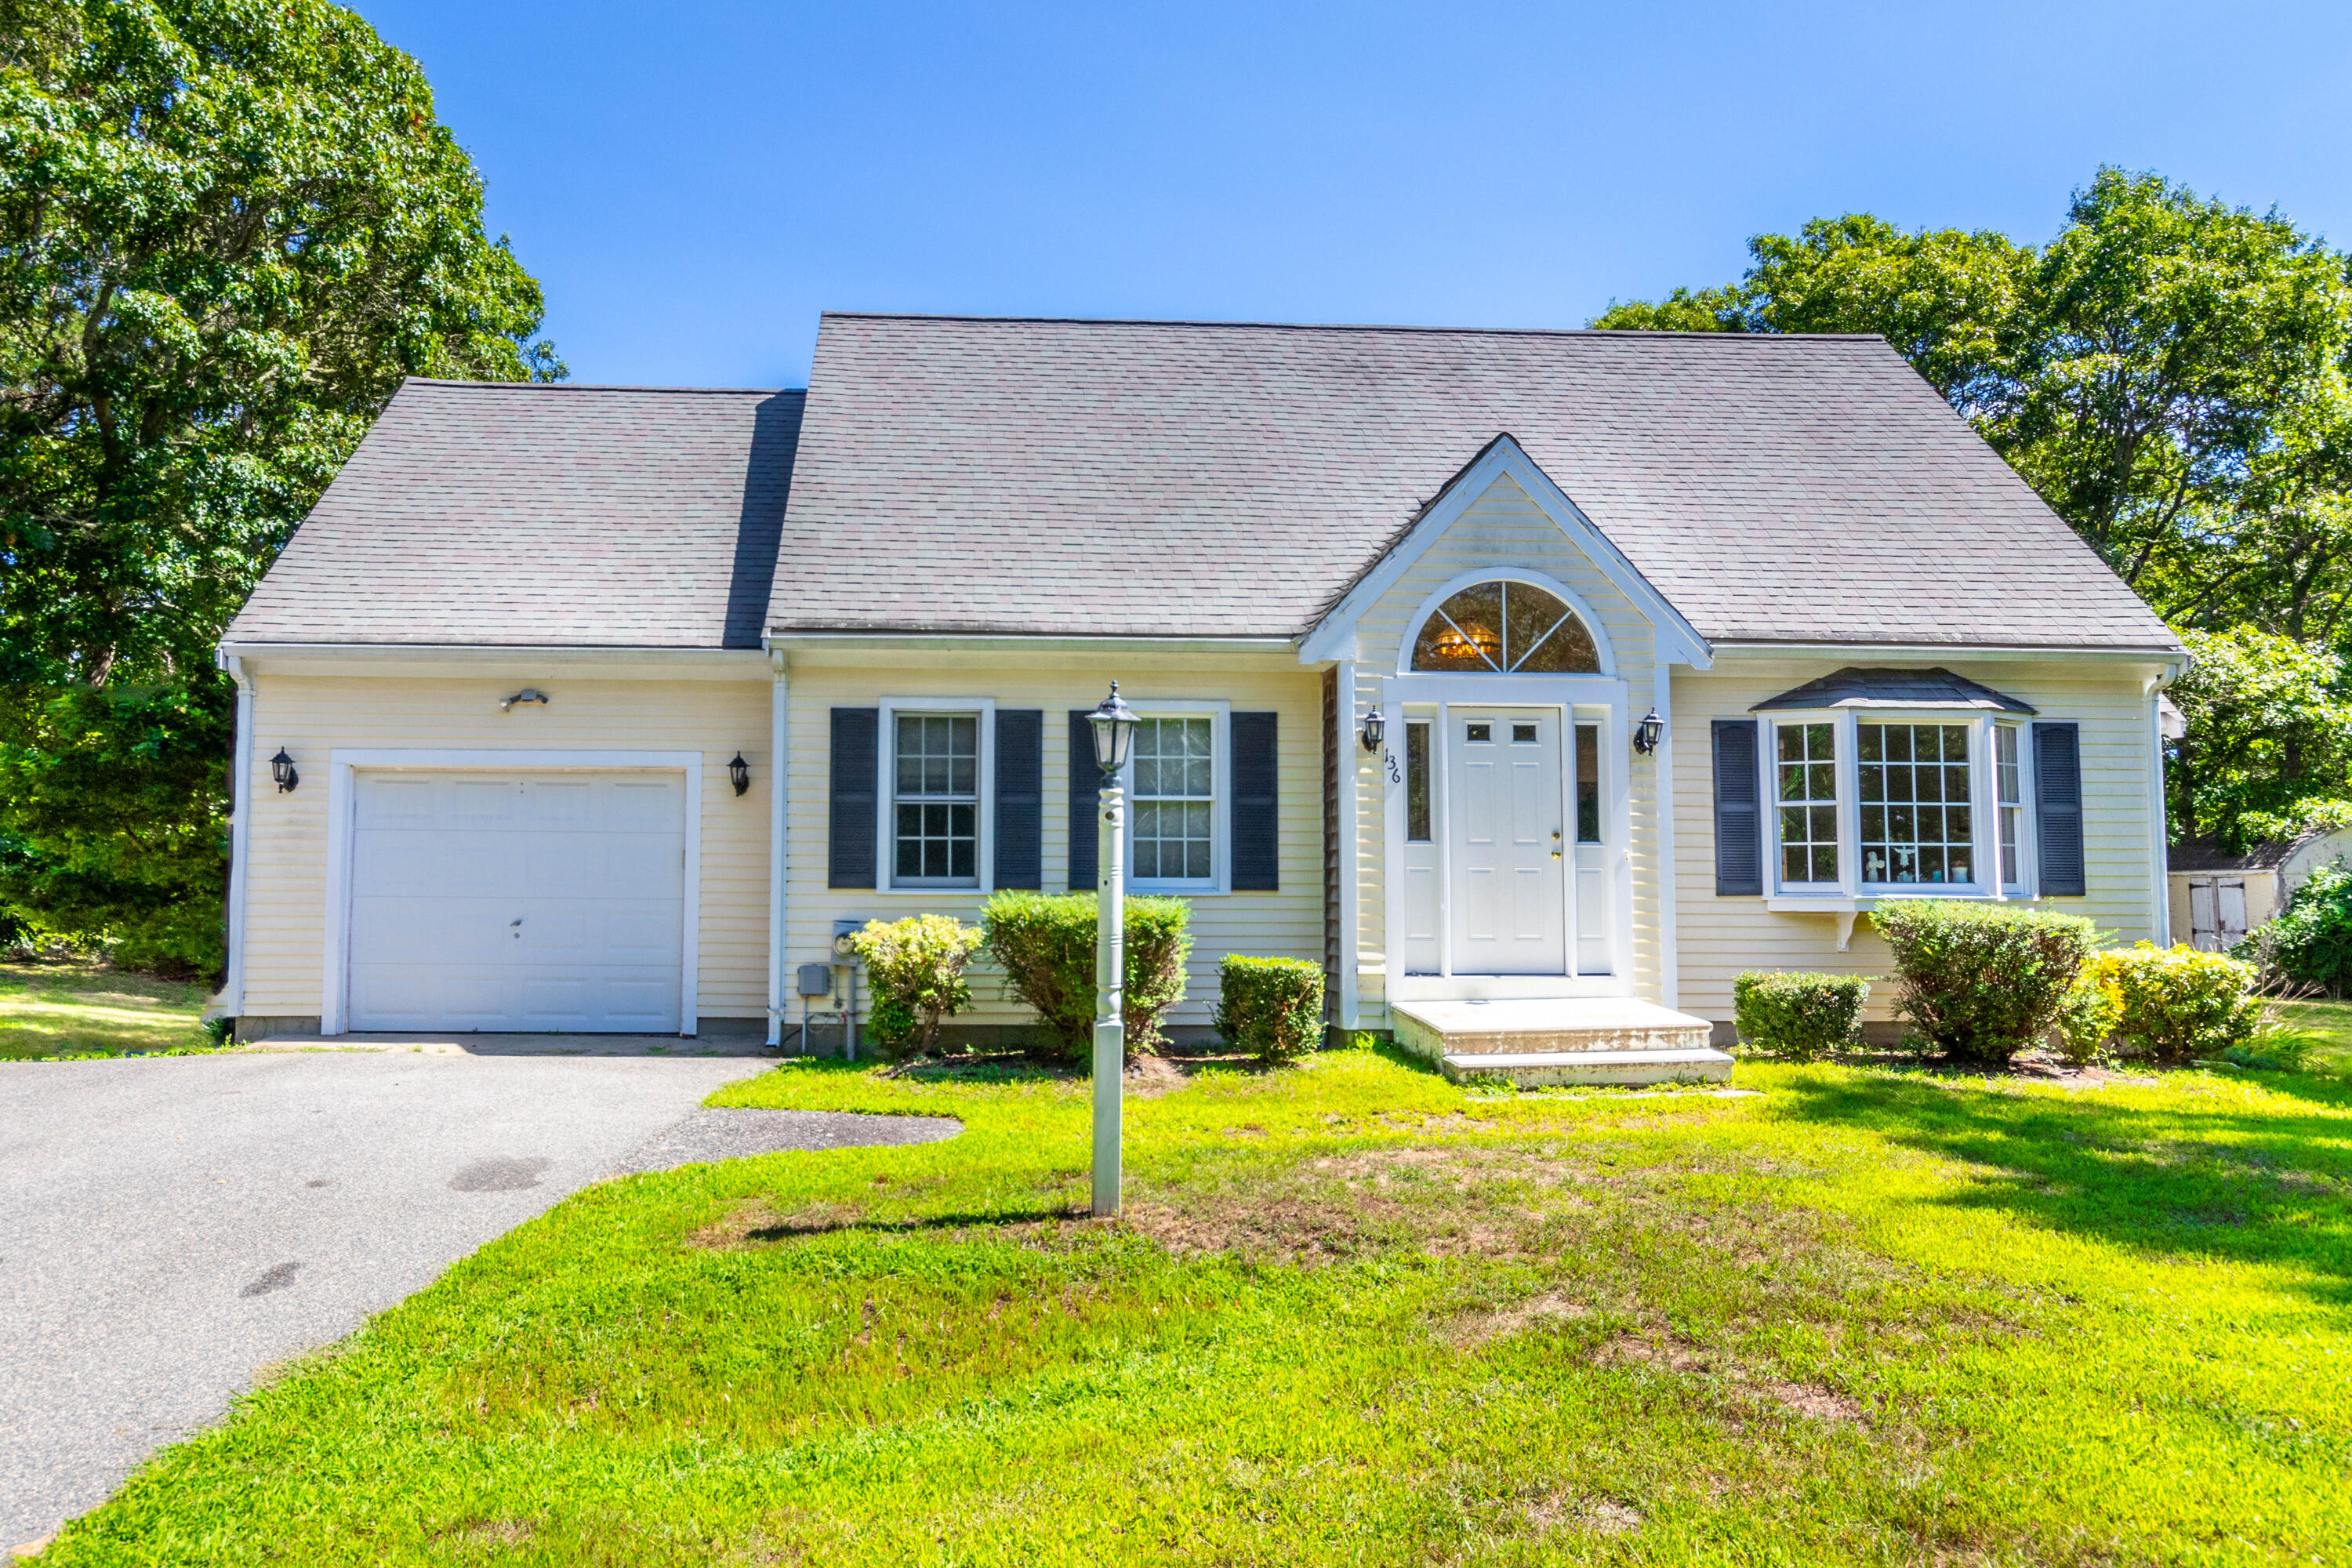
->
(815, 311, 1886, 343)
(401, 379, 801, 394)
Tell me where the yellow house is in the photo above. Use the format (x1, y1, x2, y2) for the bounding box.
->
(213, 315, 2184, 1083)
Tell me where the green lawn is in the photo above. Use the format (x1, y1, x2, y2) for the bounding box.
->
(0, 957, 214, 1060)
(2268, 998, 2352, 1079)
(36, 1045, 2352, 1566)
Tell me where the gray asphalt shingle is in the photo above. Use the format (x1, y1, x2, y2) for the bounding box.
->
(768, 315, 2177, 650)
(226, 381, 801, 648)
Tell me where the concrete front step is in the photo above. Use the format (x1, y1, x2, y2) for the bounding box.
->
(1439, 1047, 1733, 1087)
(1391, 996, 1732, 1088)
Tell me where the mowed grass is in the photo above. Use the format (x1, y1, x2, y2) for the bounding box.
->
(0, 956, 212, 1060)
(2268, 998, 2352, 1079)
(40, 1044, 2352, 1566)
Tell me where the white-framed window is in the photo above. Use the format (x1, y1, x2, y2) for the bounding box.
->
(878, 699, 995, 891)
(1994, 722, 2027, 893)
(1774, 720, 1842, 887)
(1857, 721, 1975, 887)
(1764, 709, 2031, 900)
(1118, 700, 1229, 894)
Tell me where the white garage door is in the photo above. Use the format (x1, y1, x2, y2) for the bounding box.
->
(347, 771, 686, 1033)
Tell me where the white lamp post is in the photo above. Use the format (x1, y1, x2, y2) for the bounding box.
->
(1086, 681, 1138, 1218)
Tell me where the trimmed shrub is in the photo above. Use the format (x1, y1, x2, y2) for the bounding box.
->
(2252, 858, 2352, 996)
(1212, 955, 1325, 1064)
(1730, 971, 1867, 1062)
(2053, 975, 2124, 1066)
(1870, 900, 2097, 1064)
(2082, 942, 2259, 1064)
(848, 913, 985, 1060)
(978, 891, 1192, 1064)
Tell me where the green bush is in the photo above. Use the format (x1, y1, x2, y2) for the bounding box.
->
(979, 891, 1192, 1064)
(1212, 955, 1325, 1064)
(2083, 943, 2259, 1064)
(847, 913, 985, 1061)
(2053, 975, 2124, 1066)
(1870, 900, 2097, 1064)
(1730, 971, 1866, 1062)
(2253, 858, 2352, 996)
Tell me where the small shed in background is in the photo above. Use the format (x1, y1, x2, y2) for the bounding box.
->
(2168, 827, 2352, 951)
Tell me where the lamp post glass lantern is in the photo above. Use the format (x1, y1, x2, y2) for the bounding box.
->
(1086, 681, 1138, 1218)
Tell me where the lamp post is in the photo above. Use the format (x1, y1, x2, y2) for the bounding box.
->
(1086, 681, 1138, 1218)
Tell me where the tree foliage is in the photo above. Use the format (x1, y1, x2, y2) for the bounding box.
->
(1599, 169, 2352, 849)
(0, 0, 559, 972)
(2165, 626, 2352, 851)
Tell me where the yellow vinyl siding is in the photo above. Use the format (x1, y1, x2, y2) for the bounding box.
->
(1347, 474, 1666, 1013)
(1671, 659, 2165, 1025)
(782, 663, 1325, 1029)
(237, 673, 772, 1020)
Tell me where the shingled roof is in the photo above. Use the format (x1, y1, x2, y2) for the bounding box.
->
(768, 314, 2177, 650)
(226, 381, 801, 648)
(226, 316, 2183, 654)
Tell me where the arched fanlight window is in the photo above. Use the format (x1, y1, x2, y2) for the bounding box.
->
(1410, 580, 1601, 673)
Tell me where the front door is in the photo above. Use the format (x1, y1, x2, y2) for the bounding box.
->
(1447, 708, 1568, 975)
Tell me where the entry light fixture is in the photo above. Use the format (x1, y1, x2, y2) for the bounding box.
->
(1632, 708, 1664, 756)
(728, 752, 750, 797)
(270, 748, 299, 793)
(499, 688, 550, 713)
(1087, 681, 1138, 777)
(1359, 706, 1385, 753)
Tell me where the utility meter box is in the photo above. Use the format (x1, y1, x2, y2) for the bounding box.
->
(796, 963, 834, 998)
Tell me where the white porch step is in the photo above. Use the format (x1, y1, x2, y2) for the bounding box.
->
(1391, 997, 1731, 1088)
(1437, 1047, 1733, 1087)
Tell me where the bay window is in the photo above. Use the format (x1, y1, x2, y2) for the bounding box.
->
(1762, 709, 2038, 900)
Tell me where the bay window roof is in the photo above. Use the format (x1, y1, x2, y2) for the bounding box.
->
(1751, 667, 2036, 715)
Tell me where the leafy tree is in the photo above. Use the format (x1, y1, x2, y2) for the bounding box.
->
(2165, 626, 2352, 852)
(1593, 169, 2352, 631)
(0, 0, 560, 972)
(1599, 170, 2352, 850)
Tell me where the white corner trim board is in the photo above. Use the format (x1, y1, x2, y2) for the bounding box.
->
(767, 661, 789, 1045)
(218, 654, 256, 1017)
(319, 749, 704, 1036)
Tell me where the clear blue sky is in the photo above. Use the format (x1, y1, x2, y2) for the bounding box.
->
(358, 0, 2352, 390)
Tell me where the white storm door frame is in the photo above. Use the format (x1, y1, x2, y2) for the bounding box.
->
(1381, 673, 1632, 999)
(321, 750, 703, 1036)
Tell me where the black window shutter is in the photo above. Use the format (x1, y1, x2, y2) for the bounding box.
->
(1232, 712, 1279, 891)
(1712, 718, 1762, 896)
(828, 708, 880, 889)
(2034, 721, 2086, 897)
(1067, 713, 1098, 892)
(995, 710, 1044, 890)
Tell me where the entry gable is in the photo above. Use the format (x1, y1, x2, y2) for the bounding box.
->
(1297, 435, 1711, 669)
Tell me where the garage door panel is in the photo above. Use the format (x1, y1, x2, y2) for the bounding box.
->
(346, 769, 685, 1034)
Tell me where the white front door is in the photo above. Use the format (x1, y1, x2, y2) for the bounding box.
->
(347, 771, 686, 1032)
(1447, 709, 1568, 975)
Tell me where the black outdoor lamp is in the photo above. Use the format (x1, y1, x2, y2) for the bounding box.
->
(1087, 681, 1138, 777)
(1359, 706, 1386, 753)
(270, 748, 299, 793)
(1632, 708, 1664, 756)
(728, 752, 750, 797)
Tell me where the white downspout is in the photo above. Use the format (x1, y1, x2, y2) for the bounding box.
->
(1335, 656, 1361, 1030)
(1653, 657, 1678, 1009)
(2147, 679, 2171, 946)
(767, 651, 789, 1046)
(216, 653, 256, 1023)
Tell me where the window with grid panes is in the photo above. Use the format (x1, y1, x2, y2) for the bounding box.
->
(1776, 722, 1840, 884)
(1859, 723, 1973, 884)
(1133, 717, 1214, 881)
(892, 713, 978, 884)
(1995, 724, 2023, 888)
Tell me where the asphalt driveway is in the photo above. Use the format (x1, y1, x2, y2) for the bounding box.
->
(0, 1048, 788, 1553)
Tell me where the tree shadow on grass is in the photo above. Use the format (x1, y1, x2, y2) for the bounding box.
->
(1771, 1073, 2352, 1303)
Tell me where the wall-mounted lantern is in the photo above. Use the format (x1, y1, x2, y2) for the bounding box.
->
(728, 752, 750, 797)
(270, 748, 299, 793)
(499, 688, 550, 713)
(1632, 708, 1664, 756)
(1359, 706, 1386, 753)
